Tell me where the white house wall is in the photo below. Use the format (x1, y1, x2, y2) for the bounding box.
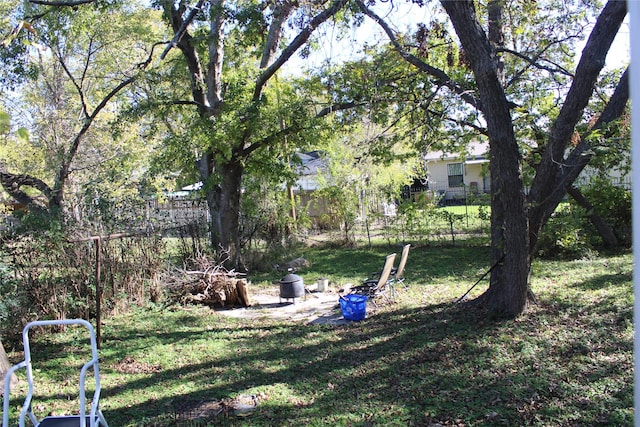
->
(424, 160, 488, 199)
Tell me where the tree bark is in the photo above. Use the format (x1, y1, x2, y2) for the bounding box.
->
(442, 0, 530, 318)
(197, 154, 245, 270)
(526, 65, 629, 253)
(527, 0, 627, 253)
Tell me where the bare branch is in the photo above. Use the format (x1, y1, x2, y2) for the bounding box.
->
(499, 47, 574, 78)
(161, 0, 207, 60)
(52, 44, 161, 206)
(55, 45, 90, 118)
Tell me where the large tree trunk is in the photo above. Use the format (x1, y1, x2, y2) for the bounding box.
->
(198, 153, 245, 271)
(441, 0, 627, 318)
(442, 0, 530, 318)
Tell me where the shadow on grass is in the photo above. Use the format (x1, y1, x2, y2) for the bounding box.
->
(87, 293, 627, 426)
(9, 290, 632, 427)
(7, 249, 632, 426)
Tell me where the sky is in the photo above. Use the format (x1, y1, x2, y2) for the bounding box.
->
(603, 18, 630, 70)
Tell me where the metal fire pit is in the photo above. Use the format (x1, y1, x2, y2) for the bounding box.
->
(279, 271, 305, 303)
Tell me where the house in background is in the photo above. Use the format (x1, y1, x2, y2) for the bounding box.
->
(404, 142, 490, 204)
(290, 151, 336, 226)
(293, 145, 491, 224)
(292, 151, 324, 193)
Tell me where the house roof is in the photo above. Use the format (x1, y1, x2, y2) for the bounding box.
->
(423, 141, 488, 162)
(294, 151, 326, 177)
(292, 151, 328, 191)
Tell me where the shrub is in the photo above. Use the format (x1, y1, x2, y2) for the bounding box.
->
(0, 210, 166, 340)
(581, 178, 631, 246)
(0, 261, 27, 340)
(536, 179, 631, 259)
(535, 211, 596, 259)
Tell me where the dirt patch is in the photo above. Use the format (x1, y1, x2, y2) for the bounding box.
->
(112, 356, 162, 374)
(174, 394, 260, 422)
(213, 286, 358, 325)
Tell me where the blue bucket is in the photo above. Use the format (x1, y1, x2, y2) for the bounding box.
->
(339, 294, 368, 321)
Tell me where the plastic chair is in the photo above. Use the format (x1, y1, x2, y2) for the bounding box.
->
(349, 253, 396, 305)
(2, 319, 109, 427)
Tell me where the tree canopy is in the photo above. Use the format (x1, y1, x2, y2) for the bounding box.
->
(0, 0, 163, 225)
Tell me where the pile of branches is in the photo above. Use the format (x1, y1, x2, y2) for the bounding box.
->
(163, 256, 250, 308)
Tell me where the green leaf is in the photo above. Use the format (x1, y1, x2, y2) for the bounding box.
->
(16, 127, 29, 142)
(0, 111, 9, 134)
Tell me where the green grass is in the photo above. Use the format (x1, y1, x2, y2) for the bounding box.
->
(3, 244, 633, 426)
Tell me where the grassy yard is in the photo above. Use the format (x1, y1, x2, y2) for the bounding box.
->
(2, 244, 633, 426)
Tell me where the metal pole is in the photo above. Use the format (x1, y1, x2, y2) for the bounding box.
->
(95, 238, 101, 349)
(628, 1, 639, 423)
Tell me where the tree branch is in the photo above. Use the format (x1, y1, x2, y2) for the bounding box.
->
(164, 1, 209, 115)
(260, 0, 296, 68)
(549, 66, 629, 196)
(0, 170, 52, 210)
(499, 47, 574, 78)
(206, 0, 225, 114)
(356, 0, 481, 111)
(315, 101, 363, 117)
(566, 185, 619, 246)
(29, 0, 96, 5)
(55, 43, 90, 118)
(242, 101, 364, 158)
(253, 0, 349, 102)
(51, 44, 161, 207)
(527, 0, 627, 232)
(161, 0, 207, 60)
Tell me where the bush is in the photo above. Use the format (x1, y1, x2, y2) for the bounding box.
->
(0, 261, 27, 340)
(581, 178, 631, 246)
(535, 209, 598, 259)
(0, 211, 166, 341)
(536, 179, 631, 259)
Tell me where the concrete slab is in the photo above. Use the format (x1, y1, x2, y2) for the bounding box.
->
(213, 288, 365, 325)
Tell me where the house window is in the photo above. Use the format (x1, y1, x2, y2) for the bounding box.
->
(447, 163, 464, 187)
